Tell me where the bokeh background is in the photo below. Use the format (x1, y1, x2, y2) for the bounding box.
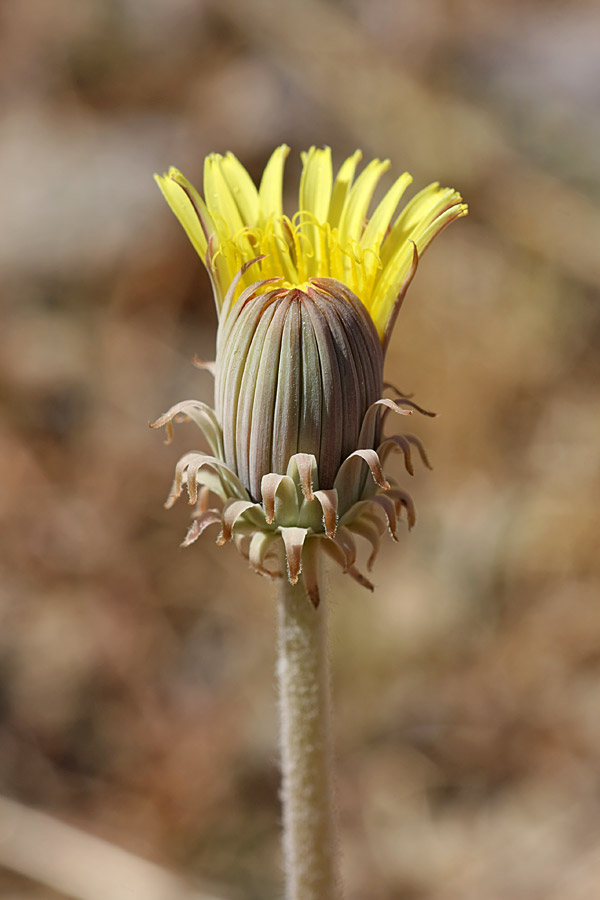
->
(1, 0, 600, 898)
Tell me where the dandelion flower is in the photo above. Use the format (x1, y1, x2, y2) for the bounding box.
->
(152, 145, 467, 605)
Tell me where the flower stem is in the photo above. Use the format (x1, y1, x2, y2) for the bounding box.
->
(277, 575, 341, 900)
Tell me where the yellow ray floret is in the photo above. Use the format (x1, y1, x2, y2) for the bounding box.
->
(154, 145, 467, 340)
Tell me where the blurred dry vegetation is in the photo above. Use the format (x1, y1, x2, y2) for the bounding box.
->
(1, 0, 600, 898)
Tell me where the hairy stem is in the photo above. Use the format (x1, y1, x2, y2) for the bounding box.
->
(277, 575, 341, 900)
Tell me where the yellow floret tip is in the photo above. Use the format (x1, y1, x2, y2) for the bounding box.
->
(155, 145, 467, 340)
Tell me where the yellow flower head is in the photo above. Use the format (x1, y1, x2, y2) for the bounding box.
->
(152, 147, 467, 604)
(155, 145, 467, 343)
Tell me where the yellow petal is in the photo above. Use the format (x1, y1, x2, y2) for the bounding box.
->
(204, 154, 246, 234)
(204, 154, 260, 273)
(154, 171, 209, 260)
(360, 172, 413, 252)
(370, 241, 417, 335)
(258, 144, 290, 225)
(371, 198, 467, 335)
(299, 146, 332, 222)
(328, 150, 362, 228)
(380, 184, 458, 267)
(359, 171, 413, 286)
(299, 146, 333, 276)
(220, 151, 259, 225)
(337, 158, 390, 247)
(413, 200, 468, 255)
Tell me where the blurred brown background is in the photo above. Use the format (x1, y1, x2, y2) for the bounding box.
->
(1, 1, 599, 898)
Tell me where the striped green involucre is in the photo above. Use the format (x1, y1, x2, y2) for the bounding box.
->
(215, 279, 384, 501)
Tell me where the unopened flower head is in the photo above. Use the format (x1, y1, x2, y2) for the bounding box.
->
(152, 146, 467, 604)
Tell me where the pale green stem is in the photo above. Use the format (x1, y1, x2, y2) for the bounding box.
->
(277, 575, 341, 900)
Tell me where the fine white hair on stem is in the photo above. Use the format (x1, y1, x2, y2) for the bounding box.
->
(277, 570, 342, 900)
